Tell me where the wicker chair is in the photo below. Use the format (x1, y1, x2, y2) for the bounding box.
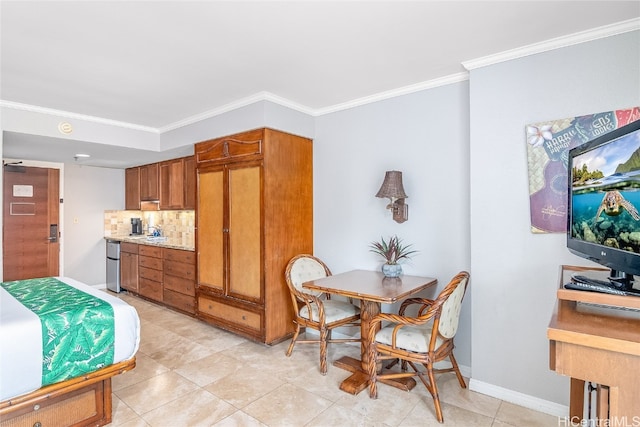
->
(284, 254, 361, 375)
(367, 271, 470, 423)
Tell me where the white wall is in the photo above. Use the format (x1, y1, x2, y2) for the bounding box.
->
(314, 83, 472, 367)
(63, 164, 124, 285)
(468, 30, 640, 413)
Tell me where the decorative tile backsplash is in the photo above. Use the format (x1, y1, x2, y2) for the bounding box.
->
(104, 210, 195, 248)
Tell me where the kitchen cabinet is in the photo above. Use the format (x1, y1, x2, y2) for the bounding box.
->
(159, 158, 184, 209)
(120, 242, 138, 293)
(126, 155, 195, 211)
(138, 244, 162, 302)
(120, 242, 196, 314)
(183, 156, 196, 209)
(163, 247, 196, 314)
(195, 128, 313, 344)
(139, 163, 159, 201)
(159, 155, 196, 210)
(125, 167, 141, 210)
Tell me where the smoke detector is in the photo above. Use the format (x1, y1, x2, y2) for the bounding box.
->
(58, 121, 73, 134)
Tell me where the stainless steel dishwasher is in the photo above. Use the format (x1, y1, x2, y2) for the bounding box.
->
(106, 239, 121, 293)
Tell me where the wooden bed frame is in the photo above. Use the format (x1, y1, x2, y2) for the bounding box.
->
(0, 358, 135, 427)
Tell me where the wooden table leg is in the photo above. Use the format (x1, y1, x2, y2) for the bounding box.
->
(333, 300, 416, 395)
(569, 378, 585, 422)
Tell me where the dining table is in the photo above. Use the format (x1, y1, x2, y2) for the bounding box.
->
(303, 269, 438, 395)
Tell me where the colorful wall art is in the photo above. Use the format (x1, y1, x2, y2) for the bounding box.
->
(526, 107, 640, 233)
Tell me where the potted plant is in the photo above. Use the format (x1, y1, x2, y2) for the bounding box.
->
(369, 235, 418, 277)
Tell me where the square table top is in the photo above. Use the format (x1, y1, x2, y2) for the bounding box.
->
(302, 269, 437, 304)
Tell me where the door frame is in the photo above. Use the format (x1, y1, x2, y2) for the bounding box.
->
(1, 158, 65, 281)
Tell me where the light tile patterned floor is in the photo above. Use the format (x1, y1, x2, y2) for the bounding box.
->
(111, 293, 558, 426)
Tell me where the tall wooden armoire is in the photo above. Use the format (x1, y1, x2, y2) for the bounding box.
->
(195, 128, 313, 344)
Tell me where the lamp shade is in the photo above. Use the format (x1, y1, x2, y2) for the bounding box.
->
(375, 170, 407, 199)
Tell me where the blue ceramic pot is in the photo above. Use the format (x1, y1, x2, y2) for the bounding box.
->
(382, 263, 402, 278)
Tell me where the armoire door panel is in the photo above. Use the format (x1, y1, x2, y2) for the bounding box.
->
(228, 166, 262, 301)
(198, 170, 225, 291)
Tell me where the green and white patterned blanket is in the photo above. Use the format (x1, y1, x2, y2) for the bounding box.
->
(1, 277, 115, 385)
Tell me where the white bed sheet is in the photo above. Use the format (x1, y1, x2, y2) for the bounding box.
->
(0, 276, 140, 401)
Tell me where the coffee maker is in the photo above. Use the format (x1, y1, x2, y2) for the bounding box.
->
(131, 218, 143, 235)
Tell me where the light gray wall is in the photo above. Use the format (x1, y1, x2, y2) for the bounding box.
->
(160, 100, 315, 149)
(469, 30, 640, 411)
(63, 164, 124, 285)
(314, 83, 472, 367)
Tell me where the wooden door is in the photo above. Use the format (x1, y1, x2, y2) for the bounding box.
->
(139, 163, 159, 201)
(121, 251, 139, 292)
(3, 165, 60, 281)
(197, 168, 225, 292)
(183, 156, 196, 210)
(125, 167, 141, 210)
(227, 163, 262, 302)
(159, 159, 184, 209)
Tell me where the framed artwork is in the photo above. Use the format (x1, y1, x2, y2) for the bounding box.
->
(526, 107, 640, 233)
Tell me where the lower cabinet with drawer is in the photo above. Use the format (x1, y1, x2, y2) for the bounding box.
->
(163, 248, 196, 314)
(197, 293, 263, 340)
(119, 243, 196, 314)
(138, 245, 163, 302)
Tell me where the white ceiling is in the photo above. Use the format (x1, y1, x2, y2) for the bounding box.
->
(2, 1, 639, 168)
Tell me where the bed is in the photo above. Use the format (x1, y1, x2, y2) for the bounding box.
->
(0, 276, 140, 426)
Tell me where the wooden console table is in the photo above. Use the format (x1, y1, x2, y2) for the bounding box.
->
(548, 265, 640, 421)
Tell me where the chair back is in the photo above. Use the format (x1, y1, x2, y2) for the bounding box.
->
(285, 254, 331, 298)
(436, 271, 470, 339)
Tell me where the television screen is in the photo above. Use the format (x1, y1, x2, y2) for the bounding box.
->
(567, 119, 640, 288)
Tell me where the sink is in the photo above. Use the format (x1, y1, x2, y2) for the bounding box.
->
(146, 236, 168, 242)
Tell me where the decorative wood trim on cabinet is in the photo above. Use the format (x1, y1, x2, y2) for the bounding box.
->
(195, 128, 263, 165)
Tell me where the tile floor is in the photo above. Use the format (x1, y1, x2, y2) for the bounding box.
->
(110, 293, 558, 426)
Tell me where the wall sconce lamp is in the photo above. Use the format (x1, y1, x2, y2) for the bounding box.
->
(375, 170, 409, 223)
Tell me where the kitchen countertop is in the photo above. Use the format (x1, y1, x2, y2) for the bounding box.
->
(105, 235, 195, 252)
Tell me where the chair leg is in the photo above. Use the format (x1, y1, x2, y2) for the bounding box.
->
(286, 324, 301, 357)
(368, 344, 378, 399)
(449, 353, 467, 388)
(426, 363, 444, 423)
(319, 328, 329, 375)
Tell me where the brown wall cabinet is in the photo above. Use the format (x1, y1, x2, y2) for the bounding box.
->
(125, 167, 141, 210)
(195, 128, 313, 344)
(183, 156, 196, 209)
(126, 155, 195, 210)
(139, 163, 159, 201)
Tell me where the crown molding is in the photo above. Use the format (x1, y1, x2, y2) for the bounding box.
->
(463, 18, 640, 71)
(158, 91, 315, 133)
(0, 100, 159, 133)
(312, 72, 470, 116)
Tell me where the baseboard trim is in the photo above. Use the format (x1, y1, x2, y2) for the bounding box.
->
(469, 378, 568, 417)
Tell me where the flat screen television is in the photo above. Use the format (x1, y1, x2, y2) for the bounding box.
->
(567, 119, 640, 292)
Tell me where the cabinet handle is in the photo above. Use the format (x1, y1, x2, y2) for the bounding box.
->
(223, 228, 229, 233)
